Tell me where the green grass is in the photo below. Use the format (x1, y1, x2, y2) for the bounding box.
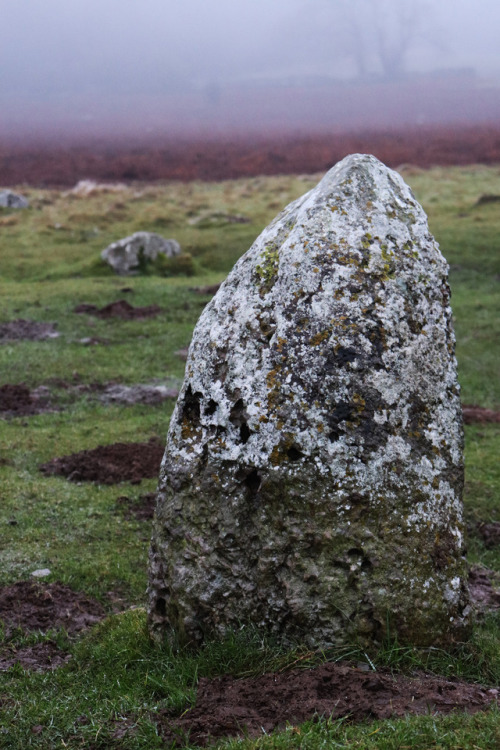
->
(1, 166, 500, 748)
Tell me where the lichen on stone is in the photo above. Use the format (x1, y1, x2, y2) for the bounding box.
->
(148, 154, 470, 649)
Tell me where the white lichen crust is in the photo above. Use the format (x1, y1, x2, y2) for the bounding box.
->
(148, 154, 470, 648)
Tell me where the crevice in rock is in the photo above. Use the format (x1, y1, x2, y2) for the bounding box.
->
(240, 423, 251, 444)
(205, 399, 218, 416)
(179, 385, 203, 426)
(244, 469, 261, 495)
(287, 444, 304, 461)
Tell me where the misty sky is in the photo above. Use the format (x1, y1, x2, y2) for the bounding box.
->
(1, 0, 499, 98)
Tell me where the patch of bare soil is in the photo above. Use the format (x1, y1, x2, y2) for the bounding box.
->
(74, 300, 162, 319)
(463, 405, 500, 424)
(98, 384, 178, 406)
(0, 581, 105, 636)
(189, 283, 222, 296)
(0, 383, 52, 417)
(468, 565, 500, 612)
(116, 492, 156, 521)
(0, 319, 59, 341)
(0, 642, 71, 672)
(476, 522, 500, 549)
(39, 437, 164, 484)
(157, 661, 499, 747)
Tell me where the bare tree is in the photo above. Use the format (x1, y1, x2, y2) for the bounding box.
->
(332, 0, 438, 80)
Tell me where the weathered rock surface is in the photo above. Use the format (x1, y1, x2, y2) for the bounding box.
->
(148, 154, 469, 649)
(101, 231, 181, 275)
(0, 190, 29, 208)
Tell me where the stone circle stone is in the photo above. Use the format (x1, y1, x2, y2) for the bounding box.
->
(0, 190, 29, 208)
(148, 154, 470, 649)
(101, 231, 181, 275)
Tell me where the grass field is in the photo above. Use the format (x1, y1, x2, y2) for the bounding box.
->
(0, 164, 499, 748)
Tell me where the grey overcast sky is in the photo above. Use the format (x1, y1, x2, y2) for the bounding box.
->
(1, 0, 499, 137)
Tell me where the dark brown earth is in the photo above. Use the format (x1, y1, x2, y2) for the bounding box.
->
(477, 522, 500, 549)
(39, 437, 164, 484)
(468, 565, 500, 612)
(0, 383, 52, 417)
(74, 300, 162, 319)
(2, 125, 500, 187)
(157, 661, 499, 747)
(0, 581, 106, 673)
(0, 642, 71, 672)
(0, 320, 59, 341)
(463, 405, 500, 425)
(116, 492, 156, 521)
(0, 581, 105, 637)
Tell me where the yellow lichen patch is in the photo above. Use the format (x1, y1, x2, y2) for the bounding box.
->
(310, 330, 330, 347)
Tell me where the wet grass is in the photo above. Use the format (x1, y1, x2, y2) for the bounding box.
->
(1, 166, 500, 748)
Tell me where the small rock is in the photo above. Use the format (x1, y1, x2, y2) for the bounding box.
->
(31, 568, 51, 578)
(101, 232, 181, 275)
(0, 190, 29, 209)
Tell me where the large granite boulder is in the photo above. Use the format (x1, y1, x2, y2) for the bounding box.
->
(101, 231, 181, 275)
(0, 190, 29, 208)
(148, 154, 470, 649)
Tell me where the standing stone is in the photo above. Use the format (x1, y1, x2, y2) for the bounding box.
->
(148, 154, 470, 648)
(101, 231, 181, 275)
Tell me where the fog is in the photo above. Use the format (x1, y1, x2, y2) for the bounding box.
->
(1, 0, 499, 140)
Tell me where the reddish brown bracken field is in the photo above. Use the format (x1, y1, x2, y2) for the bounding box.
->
(1, 125, 500, 187)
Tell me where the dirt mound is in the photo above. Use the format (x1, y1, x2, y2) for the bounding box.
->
(0, 581, 105, 636)
(74, 300, 162, 319)
(0, 383, 52, 417)
(158, 661, 498, 746)
(463, 405, 500, 424)
(116, 492, 156, 521)
(468, 565, 500, 612)
(0, 319, 59, 341)
(476, 522, 500, 549)
(39, 437, 164, 484)
(98, 383, 178, 406)
(0, 641, 71, 672)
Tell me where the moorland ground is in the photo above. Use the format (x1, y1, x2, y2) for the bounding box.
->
(0, 156, 500, 749)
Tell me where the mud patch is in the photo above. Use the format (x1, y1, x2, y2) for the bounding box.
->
(116, 492, 156, 521)
(0, 581, 105, 636)
(0, 383, 53, 417)
(39, 437, 164, 484)
(468, 565, 500, 612)
(157, 661, 499, 747)
(0, 319, 59, 341)
(189, 284, 222, 296)
(74, 300, 162, 319)
(0, 641, 71, 672)
(98, 383, 178, 405)
(476, 522, 500, 549)
(462, 405, 500, 424)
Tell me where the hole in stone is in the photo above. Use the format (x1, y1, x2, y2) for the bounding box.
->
(229, 398, 246, 426)
(244, 469, 261, 495)
(328, 427, 341, 442)
(240, 422, 251, 444)
(205, 399, 217, 416)
(287, 445, 304, 461)
(180, 385, 203, 426)
(154, 597, 166, 616)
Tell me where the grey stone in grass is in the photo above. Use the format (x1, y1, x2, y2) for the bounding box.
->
(148, 154, 470, 649)
(101, 231, 181, 275)
(0, 190, 29, 208)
